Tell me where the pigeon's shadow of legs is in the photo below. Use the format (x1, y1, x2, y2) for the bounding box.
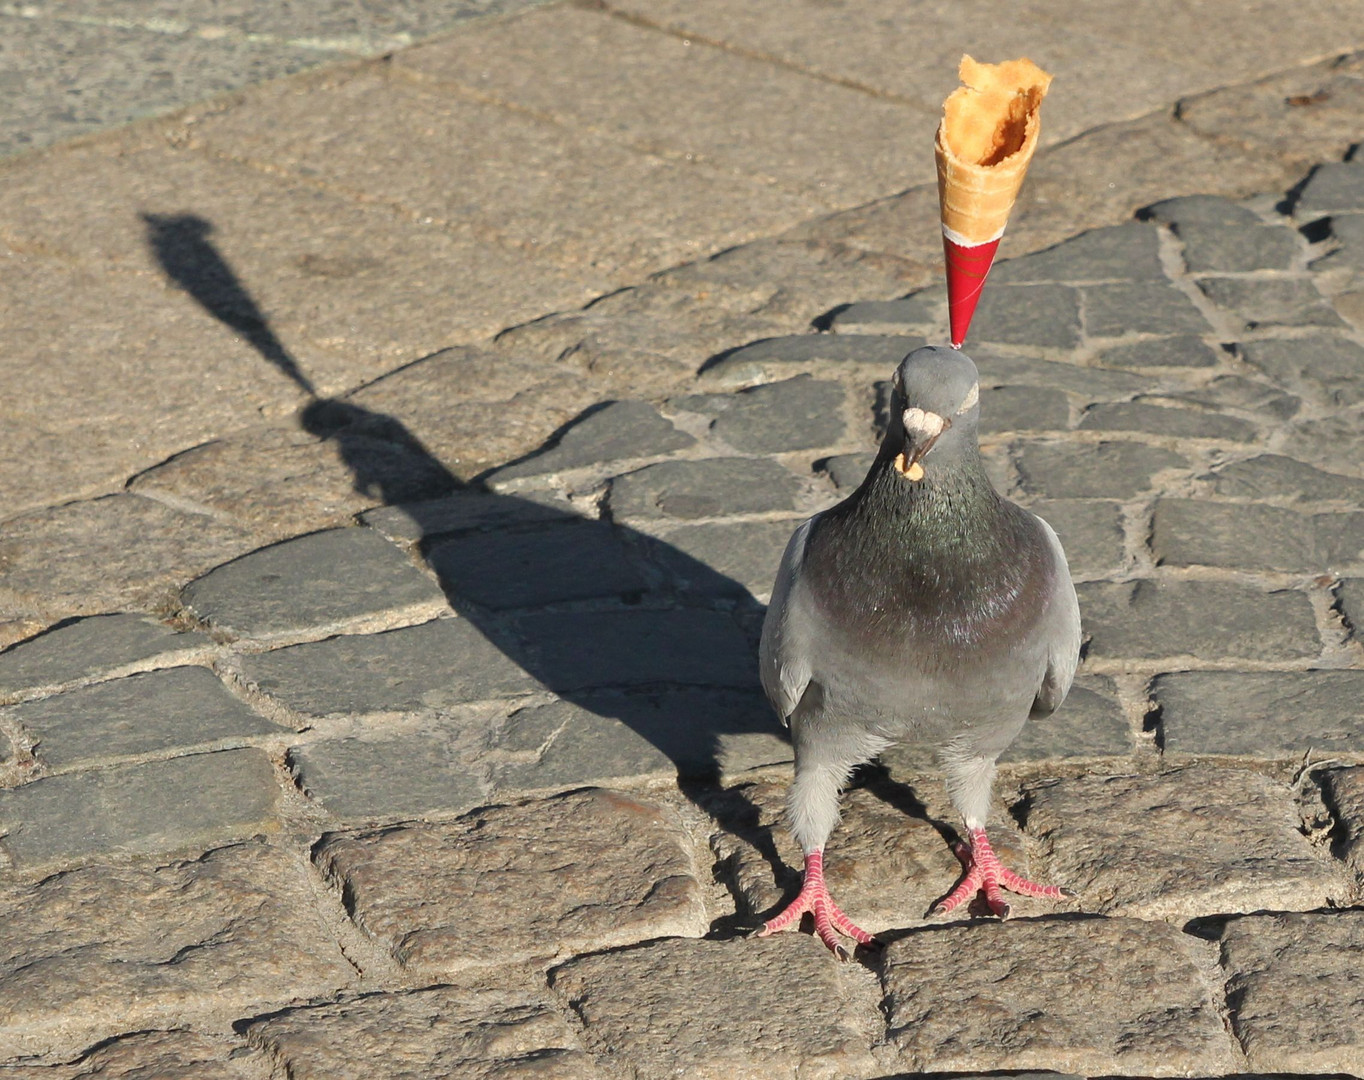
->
(143, 212, 791, 933)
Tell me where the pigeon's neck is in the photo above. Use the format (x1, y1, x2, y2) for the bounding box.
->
(805, 448, 1046, 646)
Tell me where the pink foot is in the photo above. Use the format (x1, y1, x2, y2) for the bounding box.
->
(756, 850, 877, 959)
(930, 827, 1074, 919)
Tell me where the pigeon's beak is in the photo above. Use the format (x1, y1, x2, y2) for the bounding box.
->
(893, 407, 950, 481)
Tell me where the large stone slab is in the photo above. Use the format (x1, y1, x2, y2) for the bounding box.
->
(1015, 441, 1188, 499)
(607, 457, 804, 521)
(1198, 277, 1345, 331)
(1323, 766, 1364, 880)
(990, 222, 1166, 283)
(672, 376, 847, 454)
(488, 688, 788, 791)
(487, 399, 696, 484)
(427, 521, 648, 609)
(1219, 910, 1364, 1074)
(240, 617, 540, 717)
(314, 788, 706, 972)
(1081, 282, 1212, 337)
(0, 494, 259, 623)
(289, 732, 488, 823)
(1078, 579, 1320, 661)
(181, 527, 446, 639)
(1079, 401, 1259, 442)
(9, 665, 286, 771)
(1027, 498, 1126, 579)
(1239, 334, 1364, 407)
(644, 519, 800, 600)
(246, 979, 599, 1080)
(1022, 765, 1342, 919)
(0, 748, 282, 873)
(969, 284, 1081, 348)
(697, 334, 922, 385)
(1001, 674, 1132, 762)
(0, 614, 213, 703)
(510, 609, 759, 691)
(549, 935, 881, 1080)
(1154, 670, 1364, 758)
(0, 842, 354, 1062)
(11, 1031, 264, 1079)
(881, 916, 1236, 1075)
(1152, 499, 1364, 572)
(1204, 453, 1364, 505)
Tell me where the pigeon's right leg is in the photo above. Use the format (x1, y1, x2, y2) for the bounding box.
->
(757, 762, 877, 959)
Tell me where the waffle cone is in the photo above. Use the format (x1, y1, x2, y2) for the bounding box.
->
(935, 56, 1052, 247)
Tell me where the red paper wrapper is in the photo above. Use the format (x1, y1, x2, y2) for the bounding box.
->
(943, 234, 1002, 348)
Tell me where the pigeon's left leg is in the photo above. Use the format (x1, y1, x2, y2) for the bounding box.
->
(935, 749, 1072, 919)
(757, 760, 877, 959)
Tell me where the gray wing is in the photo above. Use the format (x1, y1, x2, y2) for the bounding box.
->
(1030, 513, 1082, 718)
(758, 516, 815, 725)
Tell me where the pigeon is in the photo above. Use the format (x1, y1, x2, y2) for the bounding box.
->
(757, 345, 1080, 957)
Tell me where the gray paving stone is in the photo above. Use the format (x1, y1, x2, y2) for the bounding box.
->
(607, 457, 803, 520)
(1082, 282, 1213, 336)
(700, 333, 921, 383)
(1280, 410, 1364, 474)
(182, 528, 445, 639)
(1078, 579, 1320, 661)
(1323, 766, 1364, 872)
(976, 385, 1071, 434)
(1341, 578, 1364, 637)
(1197, 276, 1346, 329)
(245, 979, 599, 1080)
(1219, 910, 1364, 1073)
(289, 733, 488, 822)
(646, 519, 800, 599)
(16, 1031, 264, 1079)
(0, 748, 282, 873)
(240, 617, 539, 716)
(549, 935, 881, 1080)
(1001, 674, 1131, 762)
(489, 689, 788, 790)
(0, 842, 355, 1062)
(973, 350, 1150, 399)
(512, 609, 759, 691)
(1152, 499, 1317, 571)
(427, 521, 648, 609)
(673, 376, 847, 453)
(827, 294, 942, 335)
(0, 728, 12, 766)
(1028, 498, 1126, 578)
(1023, 765, 1342, 918)
(820, 452, 875, 491)
(968, 284, 1082, 349)
(989, 223, 1166, 284)
(1015, 441, 1189, 499)
(10, 666, 286, 772)
(314, 788, 707, 972)
(1154, 670, 1364, 758)
(1313, 210, 1364, 272)
(1297, 158, 1364, 216)
(1171, 374, 1302, 420)
(1094, 334, 1222, 368)
(0, 613, 212, 702)
(361, 488, 578, 544)
(1078, 400, 1260, 441)
(1147, 194, 1300, 271)
(881, 917, 1235, 1075)
(486, 399, 696, 483)
(1205, 453, 1364, 505)
(1239, 334, 1364, 407)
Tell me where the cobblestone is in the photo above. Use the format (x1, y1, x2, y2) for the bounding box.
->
(246, 977, 599, 1080)
(607, 457, 804, 520)
(1078, 579, 1320, 661)
(1219, 910, 1364, 1073)
(1298, 157, 1364, 216)
(1239, 334, 1364, 407)
(0, 614, 212, 703)
(182, 527, 446, 639)
(1026, 499, 1127, 578)
(1015, 440, 1189, 499)
(673, 375, 847, 453)
(699, 334, 922, 384)
(1078, 400, 1260, 441)
(9, 666, 286, 771)
(1082, 282, 1212, 336)
(1022, 765, 1343, 918)
(1152, 499, 1364, 572)
(644, 519, 802, 599)
(0, 842, 354, 1062)
(550, 935, 882, 1080)
(0, 748, 283, 873)
(989, 222, 1166, 283)
(1147, 194, 1300, 271)
(1154, 670, 1364, 757)
(1197, 276, 1345, 330)
(881, 917, 1236, 1075)
(968, 284, 1082, 348)
(314, 788, 706, 971)
(1094, 334, 1221, 368)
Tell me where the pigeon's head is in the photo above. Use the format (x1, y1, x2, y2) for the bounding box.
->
(885, 345, 981, 481)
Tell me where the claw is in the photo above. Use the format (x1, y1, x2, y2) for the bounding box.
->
(757, 849, 877, 957)
(931, 828, 1072, 918)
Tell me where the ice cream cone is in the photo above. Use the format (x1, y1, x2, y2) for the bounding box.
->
(935, 56, 1052, 346)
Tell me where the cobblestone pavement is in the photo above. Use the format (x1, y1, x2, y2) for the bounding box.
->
(3, 4, 1364, 1078)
